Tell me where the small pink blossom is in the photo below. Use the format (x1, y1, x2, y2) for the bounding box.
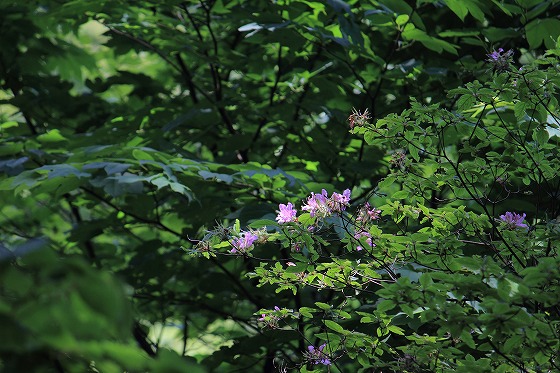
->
(487, 48, 514, 71)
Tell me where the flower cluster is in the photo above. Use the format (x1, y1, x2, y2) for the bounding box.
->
(499, 212, 528, 230)
(276, 189, 352, 222)
(305, 344, 331, 366)
(328, 189, 351, 213)
(302, 189, 351, 218)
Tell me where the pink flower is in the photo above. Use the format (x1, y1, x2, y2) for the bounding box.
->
(499, 212, 528, 230)
(302, 189, 330, 217)
(231, 231, 259, 253)
(276, 202, 297, 224)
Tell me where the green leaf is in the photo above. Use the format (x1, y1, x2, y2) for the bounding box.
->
(402, 26, 458, 55)
(376, 300, 396, 313)
(395, 14, 409, 26)
(37, 129, 68, 143)
(315, 302, 331, 310)
(533, 129, 549, 145)
(525, 18, 560, 49)
(324, 320, 345, 333)
(444, 0, 469, 21)
(299, 307, 316, 318)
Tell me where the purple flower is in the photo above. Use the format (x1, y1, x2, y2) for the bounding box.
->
(329, 189, 351, 212)
(302, 189, 330, 217)
(499, 212, 528, 230)
(276, 202, 297, 224)
(488, 48, 505, 61)
(231, 231, 259, 253)
(306, 344, 331, 366)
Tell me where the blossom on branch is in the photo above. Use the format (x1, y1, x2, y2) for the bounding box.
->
(302, 188, 352, 218)
(302, 189, 330, 217)
(306, 344, 331, 366)
(258, 306, 281, 325)
(499, 212, 528, 230)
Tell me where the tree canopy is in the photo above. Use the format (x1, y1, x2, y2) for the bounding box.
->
(1, 0, 560, 372)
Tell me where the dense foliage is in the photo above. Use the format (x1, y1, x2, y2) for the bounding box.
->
(1, 0, 560, 372)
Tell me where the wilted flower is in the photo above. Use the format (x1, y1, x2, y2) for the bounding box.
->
(194, 240, 212, 253)
(306, 344, 331, 366)
(231, 231, 259, 253)
(357, 202, 381, 224)
(390, 150, 407, 169)
(276, 202, 297, 224)
(499, 212, 528, 230)
(348, 107, 371, 129)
